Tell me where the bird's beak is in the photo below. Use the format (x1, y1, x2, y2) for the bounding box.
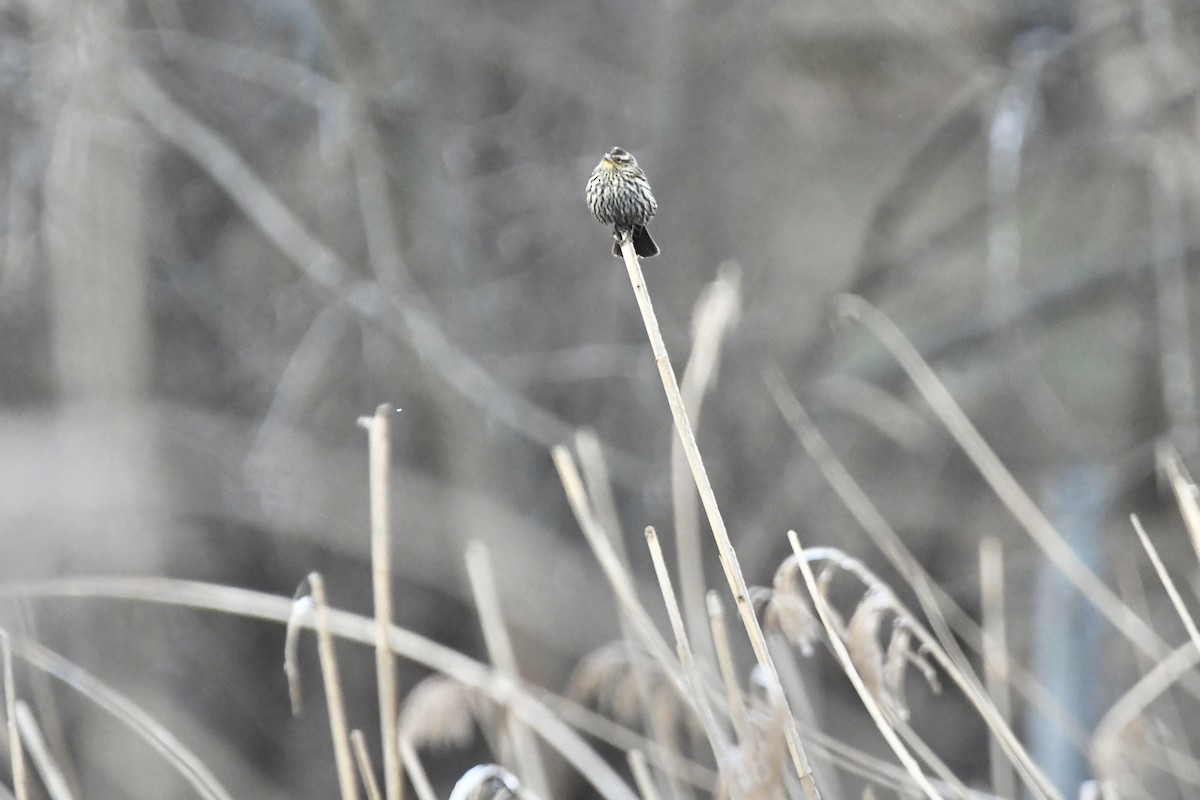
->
(600, 156, 615, 169)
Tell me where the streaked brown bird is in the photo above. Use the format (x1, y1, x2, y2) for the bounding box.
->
(586, 147, 659, 258)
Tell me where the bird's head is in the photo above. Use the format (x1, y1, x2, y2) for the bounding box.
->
(602, 147, 637, 170)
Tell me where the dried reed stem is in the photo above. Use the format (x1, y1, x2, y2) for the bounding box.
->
(465, 541, 551, 797)
(1130, 515, 1200, 655)
(363, 405, 402, 800)
(1092, 642, 1200, 780)
(8, 636, 231, 800)
(556, 451, 696, 799)
(552, 447, 683, 689)
(706, 593, 751, 746)
(14, 602, 79, 800)
(787, 533, 939, 800)
(797, 546, 1060, 800)
(618, 237, 819, 800)
(571, 433, 691, 798)
(673, 263, 741, 654)
(10, 577, 641, 800)
(307, 573, 360, 800)
(575, 429, 628, 564)
(1110, 539, 1198, 797)
(1159, 444, 1200, 565)
(979, 537, 1015, 799)
(768, 367, 1087, 749)
(397, 737, 437, 800)
(3, 633, 27, 800)
(627, 749, 664, 800)
(765, 369, 975, 678)
(15, 702, 74, 800)
(644, 527, 730, 773)
(540, 692, 717, 790)
(834, 295, 1163, 660)
(351, 730, 384, 800)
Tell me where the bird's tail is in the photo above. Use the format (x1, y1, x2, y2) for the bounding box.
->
(612, 226, 659, 258)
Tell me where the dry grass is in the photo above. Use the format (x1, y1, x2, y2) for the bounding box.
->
(9, 10, 1200, 790)
(4, 256, 1200, 799)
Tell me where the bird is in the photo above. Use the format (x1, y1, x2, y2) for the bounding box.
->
(586, 147, 659, 258)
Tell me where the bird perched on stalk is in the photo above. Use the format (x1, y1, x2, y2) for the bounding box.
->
(586, 147, 659, 258)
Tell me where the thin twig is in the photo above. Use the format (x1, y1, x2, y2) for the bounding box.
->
(351, 730, 384, 800)
(551, 447, 683, 690)
(1130, 515, 1200, 655)
(307, 573, 360, 800)
(15, 703, 74, 800)
(618, 237, 820, 800)
(766, 369, 978, 680)
(1159, 443, 1200, 565)
(835, 295, 1165, 660)
(572, 432, 689, 798)
(1111, 532, 1198, 797)
(363, 405, 402, 800)
(797, 546, 1060, 800)
(9, 636, 233, 800)
(3, 633, 27, 800)
(787, 534, 939, 800)
(576, 429, 628, 565)
(706, 593, 751, 747)
(674, 263, 741, 655)
(627, 750, 664, 800)
(13, 602, 79, 800)
(771, 366, 1090, 749)
(1092, 642, 1200, 784)
(397, 737, 437, 800)
(643, 527, 730, 779)
(4, 576, 639, 800)
(979, 537, 1015, 800)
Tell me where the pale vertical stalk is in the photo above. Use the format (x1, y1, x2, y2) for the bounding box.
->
(769, 367, 1087, 749)
(766, 369, 977, 679)
(14, 601, 78, 800)
(673, 264, 741, 655)
(627, 750, 664, 800)
(1130, 515, 1200, 654)
(3, 634, 27, 800)
(308, 574, 360, 800)
(465, 541, 551, 797)
(644, 527, 730, 775)
(351, 730, 384, 800)
(887, 714, 972, 798)
(576, 429, 628, 564)
(15, 703, 75, 800)
(705, 593, 751, 746)
(364, 405, 402, 800)
(397, 738, 437, 800)
(573, 432, 690, 798)
(787, 535, 939, 800)
(980, 537, 1015, 799)
(1159, 444, 1200, 565)
(618, 238, 820, 800)
(835, 294, 1164, 660)
(798, 546, 1060, 800)
(554, 446, 693, 799)
(1112, 533, 1196, 798)
(552, 447, 683, 689)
